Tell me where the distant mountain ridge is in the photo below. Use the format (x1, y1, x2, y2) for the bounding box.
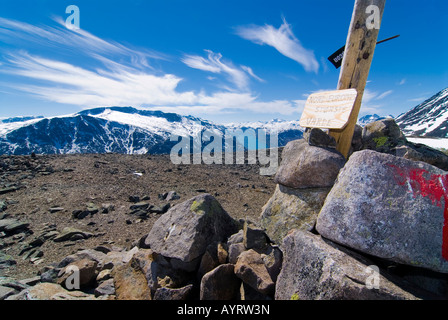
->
(357, 114, 387, 127)
(0, 107, 304, 155)
(396, 87, 448, 138)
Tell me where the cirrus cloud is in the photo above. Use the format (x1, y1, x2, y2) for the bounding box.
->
(235, 17, 319, 73)
(0, 17, 302, 120)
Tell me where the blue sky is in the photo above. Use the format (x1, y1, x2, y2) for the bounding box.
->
(0, 0, 447, 124)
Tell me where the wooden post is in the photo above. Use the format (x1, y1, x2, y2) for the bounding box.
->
(329, 0, 386, 158)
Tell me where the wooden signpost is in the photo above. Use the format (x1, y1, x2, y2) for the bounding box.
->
(300, 0, 386, 158)
(329, 0, 386, 158)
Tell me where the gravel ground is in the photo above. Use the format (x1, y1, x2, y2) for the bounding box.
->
(0, 153, 276, 280)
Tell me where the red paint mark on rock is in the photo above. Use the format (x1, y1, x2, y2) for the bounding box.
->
(388, 164, 448, 261)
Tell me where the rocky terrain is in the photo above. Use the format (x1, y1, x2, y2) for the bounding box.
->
(0, 152, 275, 285)
(1, 118, 448, 301)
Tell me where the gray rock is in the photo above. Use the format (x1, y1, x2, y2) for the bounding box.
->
(316, 150, 448, 273)
(6, 282, 96, 300)
(53, 227, 93, 243)
(235, 249, 275, 295)
(260, 184, 330, 244)
(0, 219, 29, 234)
(303, 128, 337, 148)
(130, 249, 190, 293)
(153, 284, 194, 300)
(275, 230, 418, 300)
(0, 285, 17, 300)
(228, 243, 246, 265)
(395, 143, 448, 171)
(40, 266, 61, 283)
(144, 194, 239, 271)
(57, 249, 108, 272)
(274, 139, 346, 189)
(243, 221, 268, 250)
(57, 258, 98, 289)
(197, 242, 228, 278)
(227, 230, 243, 245)
(94, 278, 115, 297)
(200, 264, 241, 300)
(362, 118, 407, 153)
(351, 124, 363, 153)
(130, 201, 150, 211)
(0, 200, 7, 213)
(165, 191, 180, 201)
(0, 252, 16, 269)
(261, 245, 283, 283)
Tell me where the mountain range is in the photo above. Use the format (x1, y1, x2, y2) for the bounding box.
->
(1, 87, 446, 155)
(0, 107, 304, 155)
(396, 87, 448, 138)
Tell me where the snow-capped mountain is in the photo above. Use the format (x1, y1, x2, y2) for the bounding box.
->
(396, 87, 448, 138)
(357, 114, 387, 127)
(0, 107, 304, 155)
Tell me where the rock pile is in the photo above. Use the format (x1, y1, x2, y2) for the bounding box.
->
(3, 194, 282, 300)
(267, 120, 448, 300)
(260, 129, 345, 244)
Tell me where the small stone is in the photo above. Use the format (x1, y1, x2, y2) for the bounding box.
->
(53, 227, 93, 243)
(153, 284, 194, 300)
(165, 191, 180, 201)
(96, 269, 113, 282)
(235, 249, 274, 295)
(303, 128, 337, 148)
(130, 202, 149, 211)
(57, 258, 98, 289)
(243, 221, 268, 250)
(49, 207, 64, 213)
(94, 278, 115, 297)
(0, 285, 16, 300)
(0, 252, 16, 269)
(129, 195, 140, 203)
(101, 203, 115, 214)
(200, 264, 241, 300)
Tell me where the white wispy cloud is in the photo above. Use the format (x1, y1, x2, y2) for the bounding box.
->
(235, 17, 319, 73)
(0, 17, 302, 119)
(5, 52, 196, 107)
(181, 50, 263, 91)
(0, 17, 166, 70)
(376, 90, 393, 100)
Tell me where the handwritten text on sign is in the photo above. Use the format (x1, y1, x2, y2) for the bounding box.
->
(300, 89, 358, 129)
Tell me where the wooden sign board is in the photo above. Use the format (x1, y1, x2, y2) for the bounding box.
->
(299, 89, 358, 129)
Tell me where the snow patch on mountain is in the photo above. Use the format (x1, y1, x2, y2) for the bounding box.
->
(396, 88, 448, 138)
(0, 107, 304, 155)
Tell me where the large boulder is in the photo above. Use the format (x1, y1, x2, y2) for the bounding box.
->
(275, 230, 419, 300)
(360, 118, 448, 171)
(316, 150, 448, 273)
(144, 194, 240, 271)
(395, 143, 448, 171)
(274, 139, 346, 189)
(260, 184, 330, 244)
(361, 118, 407, 153)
